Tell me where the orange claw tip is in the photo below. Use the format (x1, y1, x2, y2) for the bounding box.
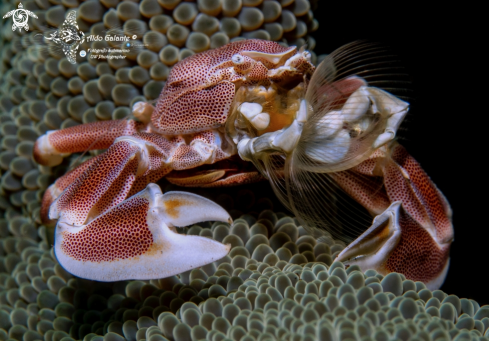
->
(54, 184, 231, 281)
(33, 132, 64, 167)
(335, 201, 451, 290)
(157, 188, 233, 228)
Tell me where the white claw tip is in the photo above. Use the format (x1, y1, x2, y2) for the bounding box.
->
(34, 132, 65, 167)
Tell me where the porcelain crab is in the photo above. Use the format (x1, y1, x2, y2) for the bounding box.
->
(33, 40, 453, 289)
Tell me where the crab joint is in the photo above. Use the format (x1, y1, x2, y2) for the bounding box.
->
(132, 101, 154, 124)
(33, 131, 71, 166)
(366, 88, 409, 149)
(113, 136, 153, 176)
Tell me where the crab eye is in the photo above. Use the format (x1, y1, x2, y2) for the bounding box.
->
(232, 54, 244, 65)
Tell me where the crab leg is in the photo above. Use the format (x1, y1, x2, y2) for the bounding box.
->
(167, 169, 264, 187)
(55, 183, 231, 281)
(333, 142, 453, 289)
(33, 119, 145, 166)
(41, 130, 234, 224)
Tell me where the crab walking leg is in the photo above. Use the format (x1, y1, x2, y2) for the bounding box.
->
(55, 184, 232, 281)
(167, 170, 265, 187)
(333, 142, 453, 289)
(188, 172, 265, 187)
(47, 131, 233, 225)
(33, 119, 145, 166)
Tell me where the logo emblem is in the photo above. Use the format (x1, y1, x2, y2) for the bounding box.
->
(3, 3, 38, 32)
(42, 10, 85, 64)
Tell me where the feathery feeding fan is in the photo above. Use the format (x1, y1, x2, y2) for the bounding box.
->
(238, 41, 412, 243)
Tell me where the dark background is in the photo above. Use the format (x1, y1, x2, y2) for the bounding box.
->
(309, 3, 486, 303)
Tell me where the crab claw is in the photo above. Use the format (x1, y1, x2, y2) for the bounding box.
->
(335, 201, 450, 290)
(333, 143, 453, 290)
(54, 184, 231, 281)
